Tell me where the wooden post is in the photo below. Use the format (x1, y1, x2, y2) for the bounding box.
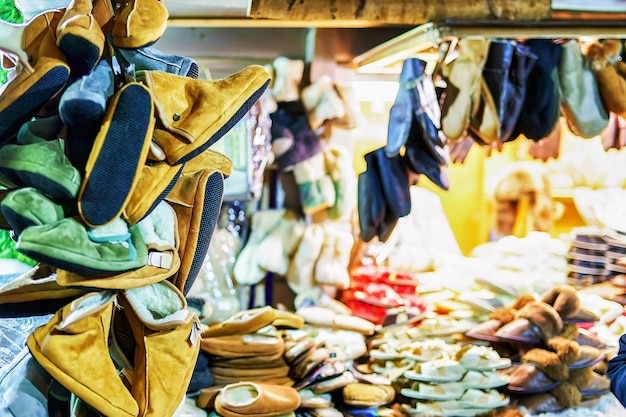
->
(249, 0, 551, 25)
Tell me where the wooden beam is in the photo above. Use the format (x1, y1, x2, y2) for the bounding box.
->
(249, 0, 551, 25)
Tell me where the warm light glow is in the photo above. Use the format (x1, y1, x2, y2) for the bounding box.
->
(351, 81, 399, 102)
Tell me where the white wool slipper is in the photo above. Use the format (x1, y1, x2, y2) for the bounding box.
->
(271, 56, 304, 102)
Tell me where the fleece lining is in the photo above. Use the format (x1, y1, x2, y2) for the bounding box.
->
(124, 281, 187, 325)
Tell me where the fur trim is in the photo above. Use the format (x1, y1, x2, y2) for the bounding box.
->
(512, 294, 537, 310)
(489, 307, 516, 324)
(551, 382, 581, 408)
(124, 281, 188, 326)
(517, 301, 563, 339)
(559, 322, 580, 340)
(568, 367, 593, 390)
(584, 39, 623, 72)
(546, 336, 581, 365)
(541, 286, 580, 318)
(523, 348, 569, 381)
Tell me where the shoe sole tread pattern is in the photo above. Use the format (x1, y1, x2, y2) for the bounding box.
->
(78, 83, 153, 227)
(0, 65, 70, 143)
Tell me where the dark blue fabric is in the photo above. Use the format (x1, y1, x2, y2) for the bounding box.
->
(608, 333, 626, 407)
(270, 103, 321, 171)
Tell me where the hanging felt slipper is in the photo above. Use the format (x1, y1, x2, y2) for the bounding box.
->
(16, 114, 63, 144)
(54, 202, 181, 289)
(0, 139, 80, 200)
(118, 280, 201, 417)
(55, 0, 105, 75)
(0, 12, 70, 143)
(165, 161, 229, 295)
(78, 81, 154, 228)
(16, 218, 147, 275)
(27, 292, 139, 417)
(0, 263, 86, 304)
(1, 187, 74, 235)
(137, 66, 271, 165)
(115, 45, 200, 78)
(111, 0, 169, 49)
(58, 58, 115, 130)
(122, 161, 184, 225)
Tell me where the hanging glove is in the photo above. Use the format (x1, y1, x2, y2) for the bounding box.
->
(323, 144, 357, 221)
(293, 152, 336, 216)
(314, 223, 354, 290)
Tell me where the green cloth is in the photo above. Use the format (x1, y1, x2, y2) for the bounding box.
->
(0, 0, 23, 23)
(0, 229, 36, 266)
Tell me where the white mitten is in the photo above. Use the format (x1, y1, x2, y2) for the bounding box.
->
(233, 209, 285, 285)
(301, 75, 346, 130)
(323, 144, 357, 220)
(286, 223, 324, 294)
(314, 223, 353, 290)
(271, 56, 304, 102)
(256, 211, 306, 275)
(293, 152, 336, 215)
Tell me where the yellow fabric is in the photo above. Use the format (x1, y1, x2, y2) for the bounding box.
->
(119, 285, 200, 417)
(141, 66, 271, 164)
(111, 0, 168, 48)
(27, 292, 139, 417)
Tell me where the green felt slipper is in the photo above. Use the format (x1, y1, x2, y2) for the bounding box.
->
(0, 138, 80, 200)
(16, 218, 147, 275)
(1, 187, 74, 235)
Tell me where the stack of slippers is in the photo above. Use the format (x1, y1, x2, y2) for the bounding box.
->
(295, 389, 343, 417)
(566, 228, 611, 287)
(396, 344, 511, 417)
(505, 337, 610, 413)
(340, 382, 396, 416)
(211, 381, 301, 417)
(283, 329, 355, 395)
(462, 286, 613, 413)
(199, 306, 303, 387)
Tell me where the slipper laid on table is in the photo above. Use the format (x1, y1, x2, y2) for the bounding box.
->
(404, 359, 466, 383)
(342, 382, 396, 408)
(457, 388, 510, 409)
(400, 382, 465, 401)
(455, 345, 512, 371)
(402, 338, 459, 362)
(459, 370, 510, 389)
